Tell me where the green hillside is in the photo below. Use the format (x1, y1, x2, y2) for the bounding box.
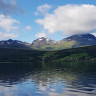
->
(0, 45, 96, 62)
(32, 40, 76, 51)
(42, 45, 96, 62)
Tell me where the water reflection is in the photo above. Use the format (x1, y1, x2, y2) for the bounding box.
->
(0, 62, 96, 96)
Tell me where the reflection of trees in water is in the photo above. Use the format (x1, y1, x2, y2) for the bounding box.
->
(0, 62, 42, 85)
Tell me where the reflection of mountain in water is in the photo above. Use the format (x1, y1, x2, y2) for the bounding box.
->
(0, 62, 96, 96)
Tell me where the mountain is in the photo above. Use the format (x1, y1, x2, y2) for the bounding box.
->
(31, 37, 57, 50)
(31, 37, 75, 50)
(0, 34, 96, 51)
(64, 34, 96, 47)
(31, 34, 96, 51)
(32, 37, 56, 47)
(0, 39, 31, 49)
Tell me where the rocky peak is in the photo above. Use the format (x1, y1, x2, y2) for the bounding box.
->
(32, 37, 56, 48)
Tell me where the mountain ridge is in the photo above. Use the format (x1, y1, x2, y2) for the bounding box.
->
(0, 34, 96, 50)
(0, 39, 31, 49)
(31, 34, 96, 50)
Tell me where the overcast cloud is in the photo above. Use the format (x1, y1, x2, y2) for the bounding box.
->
(36, 4, 96, 36)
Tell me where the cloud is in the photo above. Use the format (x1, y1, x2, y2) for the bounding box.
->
(25, 26, 32, 30)
(0, 14, 19, 40)
(36, 4, 96, 36)
(0, 0, 24, 14)
(0, 32, 18, 39)
(35, 32, 46, 38)
(0, 14, 19, 32)
(35, 4, 52, 16)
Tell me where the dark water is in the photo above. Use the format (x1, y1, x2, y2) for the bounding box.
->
(0, 62, 96, 96)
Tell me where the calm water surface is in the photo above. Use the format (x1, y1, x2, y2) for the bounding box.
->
(0, 62, 96, 96)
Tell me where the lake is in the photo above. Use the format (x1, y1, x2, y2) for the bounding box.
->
(0, 62, 96, 96)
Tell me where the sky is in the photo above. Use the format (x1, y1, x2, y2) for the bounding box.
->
(0, 0, 96, 42)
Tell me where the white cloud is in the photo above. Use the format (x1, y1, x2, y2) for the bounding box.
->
(36, 4, 96, 36)
(35, 32, 46, 38)
(25, 26, 32, 30)
(35, 4, 52, 15)
(0, 14, 19, 40)
(0, 14, 19, 32)
(0, 32, 18, 39)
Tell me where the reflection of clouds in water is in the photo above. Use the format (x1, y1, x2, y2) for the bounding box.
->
(47, 91, 96, 96)
(0, 86, 18, 96)
(0, 85, 95, 96)
(40, 87, 96, 96)
(32, 70, 76, 85)
(31, 70, 96, 96)
(32, 72, 75, 95)
(32, 70, 76, 92)
(38, 82, 47, 91)
(92, 89, 96, 93)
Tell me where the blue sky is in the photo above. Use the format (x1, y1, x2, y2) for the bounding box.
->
(0, 0, 96, 42)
